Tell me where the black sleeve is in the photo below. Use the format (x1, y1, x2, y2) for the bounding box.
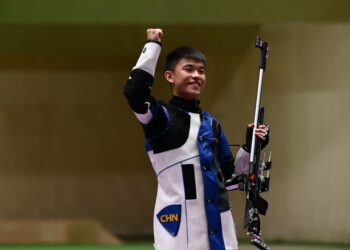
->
(123, 68, 169, 140)
(123, 68, 154, 114)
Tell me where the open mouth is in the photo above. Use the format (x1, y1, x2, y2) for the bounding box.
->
(189, 81, 201, 86)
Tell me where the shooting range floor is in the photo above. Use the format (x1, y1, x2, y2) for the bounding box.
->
(0, 243, 349, 250)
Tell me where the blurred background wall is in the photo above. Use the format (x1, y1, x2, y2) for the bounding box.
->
(0, 0, 349, 244)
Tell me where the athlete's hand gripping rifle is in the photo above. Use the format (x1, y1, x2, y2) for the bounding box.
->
(244, 37, 271, 250)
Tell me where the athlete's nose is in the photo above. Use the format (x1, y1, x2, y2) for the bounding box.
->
(192, 70, 200, 79)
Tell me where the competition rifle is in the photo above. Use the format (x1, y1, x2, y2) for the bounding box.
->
(226, 37, 272, 250)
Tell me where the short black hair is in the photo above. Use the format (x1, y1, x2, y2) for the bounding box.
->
(165, 46, 206, 71)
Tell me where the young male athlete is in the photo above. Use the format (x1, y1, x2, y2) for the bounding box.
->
(123, 28, 269, 250)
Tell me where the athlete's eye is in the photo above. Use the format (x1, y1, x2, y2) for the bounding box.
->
(198, 68, 205, 74)
(183, 67, 193, 72)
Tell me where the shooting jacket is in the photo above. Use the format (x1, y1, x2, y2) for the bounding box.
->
(124, 41, 242, 250)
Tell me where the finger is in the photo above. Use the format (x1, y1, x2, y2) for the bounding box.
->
(256, 133, 266, 140)
(255, 130, 267, 137)
(257, 130, 268, 137)
(256, 126, 268, 134)
(258, 124, 266, 129)
(255, 131, 265, 136)
(254, 128, 266, 133)
(248, 123, 254, 128)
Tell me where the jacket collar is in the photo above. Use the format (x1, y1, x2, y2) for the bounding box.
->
(169, 95, 202, 113)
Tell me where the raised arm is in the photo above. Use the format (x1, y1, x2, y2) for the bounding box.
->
(123, 29, 169, 140)
(123, 28, 162, 118)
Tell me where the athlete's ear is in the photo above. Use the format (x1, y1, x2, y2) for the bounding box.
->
(164, 70, 174, 84)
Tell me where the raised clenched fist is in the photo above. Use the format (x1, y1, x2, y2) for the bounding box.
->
(147, 28, 163, 42)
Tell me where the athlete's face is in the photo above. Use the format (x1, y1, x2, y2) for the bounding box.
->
(165, 58, 206, 101)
